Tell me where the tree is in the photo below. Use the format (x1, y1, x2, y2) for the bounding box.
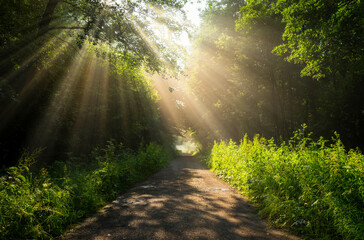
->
(1, 0, 187, 72)
(236, 0, 364, 148)
(0, 0, 187, 166)
(184, 0, 364, 150)
(236, 0, 364, 79)
(184, 0, 305, 146)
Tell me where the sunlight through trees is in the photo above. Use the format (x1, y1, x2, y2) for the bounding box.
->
(0, 0, 363, 238)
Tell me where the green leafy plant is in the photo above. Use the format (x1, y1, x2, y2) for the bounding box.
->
(0, 141, 171, 239)
(0, 149, 71, 238)
(205, 126, 364, 239)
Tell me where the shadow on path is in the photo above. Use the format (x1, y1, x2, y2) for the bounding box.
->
(61, 156, 299, 240)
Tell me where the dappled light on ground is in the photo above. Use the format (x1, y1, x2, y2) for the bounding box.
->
(62, 157, 298, 240)
(1, 0, 363, 238)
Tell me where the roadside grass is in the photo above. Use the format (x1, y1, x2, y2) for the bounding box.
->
(0, 141, 171, 239)
(204, 126, 364, 239)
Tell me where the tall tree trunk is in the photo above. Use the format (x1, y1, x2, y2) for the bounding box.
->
(37, 0, 61, 38)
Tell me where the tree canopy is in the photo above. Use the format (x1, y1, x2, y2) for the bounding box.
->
(1, 0, 188, 72)
(181, 0, 363, 149)
(0, 0, 188, 165)
(0, 0, 363, 165)
(236, 0, 364, 79)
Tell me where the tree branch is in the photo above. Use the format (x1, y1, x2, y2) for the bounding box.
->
(48, 26, 85, 31)
(61, 0, 88, 14)
(47, 32, 82, 56)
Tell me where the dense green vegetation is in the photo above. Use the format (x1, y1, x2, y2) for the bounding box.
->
(0, 1, 184, 237)
(0, 0, 186, 166)
(1, 0, 363, 238)
(183, 0, 363, 149)
(0, 141, 171, 239)
(203, 126, 364, 239)
(184, 3, 364, 235)
(182, 1, 364, 237)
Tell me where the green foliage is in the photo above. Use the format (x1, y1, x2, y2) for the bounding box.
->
(0, 0, 45, 47)
(0, 0, 184, 165)
(0, 149, 71, 238)
(0, 35, 174, 165)
(186, 0, 305, 146)
(185, 0, 364, 151)
(0, 141, 171, 239)
(236, 0, 364, 79)
(0, 0, 188, 73)
(205, 126, 364, 239)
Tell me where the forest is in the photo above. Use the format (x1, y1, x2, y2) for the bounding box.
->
(183, 0, 364, 149)
(0, 0, 363, 239)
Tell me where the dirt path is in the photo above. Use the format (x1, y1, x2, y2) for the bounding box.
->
(61, 156, 299, 240)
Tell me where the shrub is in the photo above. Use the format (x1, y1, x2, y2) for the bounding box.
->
(0, 141, 171, 239)
(206, 126, 364, 239)
(0, 150, 71, 238)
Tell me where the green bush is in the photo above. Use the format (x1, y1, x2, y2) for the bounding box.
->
(0, 150, 72, 238)
(206, 126, 364, 239)
(0, 141, 171, 239)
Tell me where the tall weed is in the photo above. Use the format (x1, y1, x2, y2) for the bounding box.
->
(206, 126, 364, 239)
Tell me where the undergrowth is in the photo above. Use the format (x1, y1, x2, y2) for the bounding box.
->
(0, 141, 171, 239)
(205, 125, 364, 239)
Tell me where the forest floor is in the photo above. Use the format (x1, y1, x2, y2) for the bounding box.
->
(60, 156, 300, 240)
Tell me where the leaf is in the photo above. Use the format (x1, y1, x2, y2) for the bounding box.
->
(17, 174, 26, 182)
(311, 199, 319, 206)
(42, 183, 52, 188)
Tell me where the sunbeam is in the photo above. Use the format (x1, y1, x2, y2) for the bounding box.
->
(0, 32, 82, 132)
(28, 45, 88, 149)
